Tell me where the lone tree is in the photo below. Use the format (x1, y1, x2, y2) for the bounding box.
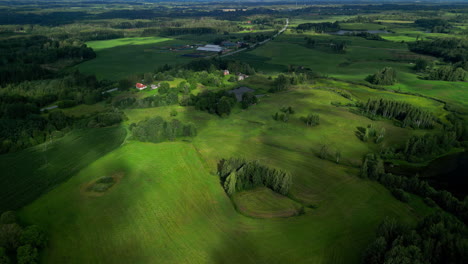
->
(270, 74, 290, 92)
(241, 92, 258, 109)
(366, 67, 397, 85)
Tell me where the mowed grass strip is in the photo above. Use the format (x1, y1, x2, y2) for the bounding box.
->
(0, 126, 126, 211)
(232, 187, 303, 218)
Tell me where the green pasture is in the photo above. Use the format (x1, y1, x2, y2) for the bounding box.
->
(85, 37, 172, 51)
(17, 77, 441, 263)
(77, 37, 199, 80)
(232, 187, 303, 218)
(0, 126, 126, 212)
(20, 140, 429, 264)
(232, 32, 467, 112)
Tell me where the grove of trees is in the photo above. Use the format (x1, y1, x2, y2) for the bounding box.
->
(360, 154, 468, 224)
(0, 211, 47, 264)
(218, 158, 292, 196)
(363, 214, 467, 264)
(359, 98, 435, 129)
(365, 67, 397, 85)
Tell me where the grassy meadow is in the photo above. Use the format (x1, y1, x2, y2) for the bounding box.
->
(0, 126, 126, 212)
(77, 37, 197, 80)
(232, 30, 467, 113)
(2, 9, 465, 264)
(18, 78, 441, 263)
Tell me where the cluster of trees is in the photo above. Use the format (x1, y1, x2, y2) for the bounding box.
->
(345, 32, 384, 41)
(296, 22, 340, 33)
(304, 37, 347, 53)
(363, 214, 467, 264)
(190, 90, 237, 116)
(0, 211, 47, 264)
(360, 154, 468, 224)
(272, 106, 295, 122)
(412, 58, 466, 81)
(414, 18, 452, 33)
(270, 73, 308, 93)
(317, 144, 342, 164)
(242, 34, 270, 43)
(113, 85, 179, 109)
(356, 124, 386, 143)
(0, 70, 116, 154)
(0, 35, 95, 85)
(241, 92, 258, 109)
(360, 98, 435, 129)
(87, 111, 124, 128)
(130, 116, 196, 143)
(381, 132, 457, 162)
(301, 114, 320, 127)
(365, 67, 397, 85)
(427, 65, 467, 81)
(218, 158, 292, 196)
(408, 38, 468, 64)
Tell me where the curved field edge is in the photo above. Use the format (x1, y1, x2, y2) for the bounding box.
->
(20, 140, 430, 264)
(0, 126, 127, 211)
(232, 187, 303, 218)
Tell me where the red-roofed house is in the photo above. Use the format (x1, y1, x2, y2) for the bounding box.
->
(136, 83, 147, 90)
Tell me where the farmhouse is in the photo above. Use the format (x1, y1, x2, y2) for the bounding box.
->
(136, 83, 147, 90)
(196, 44, 223, 52)
(223, 70, 230, 75)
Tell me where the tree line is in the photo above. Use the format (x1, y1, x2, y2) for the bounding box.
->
(362, 214, 467, 264)
(270, 73, 308, 93)
(414, 18, 452, 33)
(218, 158, 292, 196)
(304, 37, 347, 53)
(408, 38, 468, 64)
(359, 98, 435, 129)
(380, 132, 457, 163)
(130, 116, 197, 143)
(296, 22, 340, 33)
(190, 90, 237, 117)
(360, 154, 468, 225)
(0, 211, 47, 264)
(356, 124, 386, 143)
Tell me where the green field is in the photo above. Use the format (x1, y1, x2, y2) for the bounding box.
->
(77, 37, 198, 80)
(0, 126, 126, 211)
(232, 32, 468, 113)
(18, 78, 439, 263)
(20, 140, 428, 264)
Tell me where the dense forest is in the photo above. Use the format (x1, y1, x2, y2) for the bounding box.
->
(0, 36, 95, 85)
(363, 214, 468, 264)
(408, 38, 468, 65)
